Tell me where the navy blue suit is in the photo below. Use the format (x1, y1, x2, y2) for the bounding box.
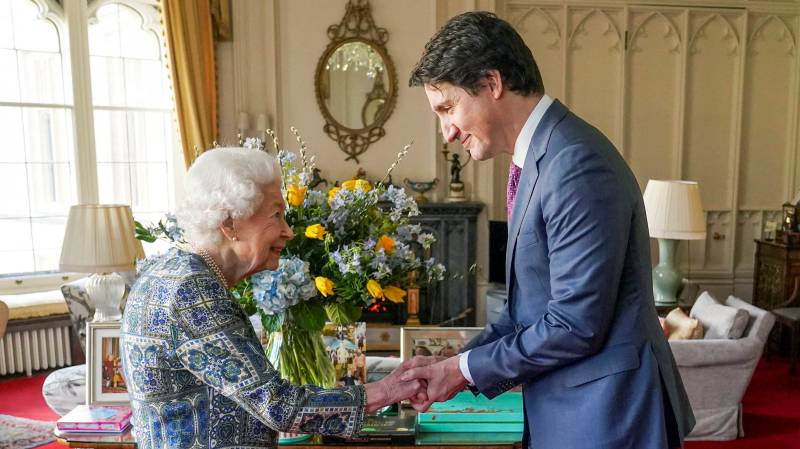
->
(465, 100, 694, 448)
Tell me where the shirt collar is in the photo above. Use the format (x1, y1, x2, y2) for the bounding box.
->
(512, 94, 554, 168)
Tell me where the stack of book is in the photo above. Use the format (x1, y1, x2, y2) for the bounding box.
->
(57, 405, 132, 433)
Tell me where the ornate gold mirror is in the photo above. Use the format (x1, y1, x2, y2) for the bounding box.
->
(315, 0, 397, 162)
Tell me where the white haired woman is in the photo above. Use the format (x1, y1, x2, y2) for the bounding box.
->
(120, 148, 423, 449)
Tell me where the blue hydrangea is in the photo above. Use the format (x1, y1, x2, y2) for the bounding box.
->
(277, 150, 297, 165)
(383, 185, 419, 221)
(163, 214, 183, 242)
(304, 190, 326, 207)
(251, 256, 316, 314)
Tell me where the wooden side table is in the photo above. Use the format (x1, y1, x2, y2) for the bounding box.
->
(752, 239, 800, 310)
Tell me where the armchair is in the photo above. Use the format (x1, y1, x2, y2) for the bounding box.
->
(668, 296, 775, 440)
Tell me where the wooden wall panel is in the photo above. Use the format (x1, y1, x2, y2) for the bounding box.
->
(625, 9, 683, 188)
(566, 8, 624, 148)
(509, 5, 565, 100)
(739, 14, 797, 209)
(683, 11, 743, 211)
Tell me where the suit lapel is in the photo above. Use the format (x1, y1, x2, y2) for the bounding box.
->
(505, 100, 569, 290)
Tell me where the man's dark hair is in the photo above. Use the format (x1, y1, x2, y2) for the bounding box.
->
(409, 11, 544, 96)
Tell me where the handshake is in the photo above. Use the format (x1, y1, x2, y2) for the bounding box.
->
(364, 355, 469, 413)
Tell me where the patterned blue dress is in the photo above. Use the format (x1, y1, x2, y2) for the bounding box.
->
(120, 248, 365, 449)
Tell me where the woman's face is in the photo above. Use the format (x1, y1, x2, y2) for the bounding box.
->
(233, 179, 294, 272)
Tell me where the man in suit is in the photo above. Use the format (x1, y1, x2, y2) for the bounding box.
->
(401, 12, 695, 449)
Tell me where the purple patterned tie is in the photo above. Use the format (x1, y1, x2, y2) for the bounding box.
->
(507, 162, 522, 220)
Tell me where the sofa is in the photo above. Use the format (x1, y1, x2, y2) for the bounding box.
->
(668, 294, 775, 440)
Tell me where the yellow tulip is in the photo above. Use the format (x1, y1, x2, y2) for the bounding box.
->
(305, 224, 327, 240)
(355, 179, 372, 192)
(375, 235, 395, 254)
(315, 277, 334, 297)
(327, 187, 341, 204)
(286, 184, 307, 207)
(342, 179, 358, 191)
(366, 279, 384, 299)
(383, 286, 406, 304)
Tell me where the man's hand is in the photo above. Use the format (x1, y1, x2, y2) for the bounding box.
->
(364, 362, 428, 413)
(400, 355, 468, 412)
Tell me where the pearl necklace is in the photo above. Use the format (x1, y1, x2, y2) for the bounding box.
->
(197, 248, 230, 290)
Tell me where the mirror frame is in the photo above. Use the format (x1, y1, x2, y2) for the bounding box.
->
(314, 0, 397, 163)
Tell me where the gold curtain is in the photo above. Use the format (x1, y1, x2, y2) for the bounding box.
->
(161, 0, 218, 167)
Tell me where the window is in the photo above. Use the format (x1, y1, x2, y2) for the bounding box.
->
(0, 0, 75, 275)
(89, 3, 177, 225)
(0, 0, 181, 284)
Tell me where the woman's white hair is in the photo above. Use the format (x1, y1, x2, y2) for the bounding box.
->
(177, 147, 282, 248)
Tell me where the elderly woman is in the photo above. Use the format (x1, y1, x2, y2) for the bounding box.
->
(120, 148, 423, 449)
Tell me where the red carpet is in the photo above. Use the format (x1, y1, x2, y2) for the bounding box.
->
(0, 359, 798, 448)
(0, 371, 61, 449)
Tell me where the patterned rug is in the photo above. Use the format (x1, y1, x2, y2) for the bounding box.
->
(0, 414, 55, 449)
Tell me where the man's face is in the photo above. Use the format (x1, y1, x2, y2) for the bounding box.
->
(424, 81, 505, 161)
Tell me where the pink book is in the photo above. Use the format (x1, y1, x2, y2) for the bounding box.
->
(57, 405, 132, 433)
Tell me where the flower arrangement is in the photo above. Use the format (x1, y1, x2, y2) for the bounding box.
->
(136, 129, 445, 387)
(238, 129, 445, 332)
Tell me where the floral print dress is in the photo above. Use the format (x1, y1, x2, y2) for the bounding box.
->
(120, 248, 365, 449)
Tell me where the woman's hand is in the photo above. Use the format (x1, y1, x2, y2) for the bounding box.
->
(364, 364, 428, 412)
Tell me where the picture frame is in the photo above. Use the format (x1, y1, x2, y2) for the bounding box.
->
(86, 321, 129, 405)
(400, 326, 483, 362)
(322, 322, 367, 387)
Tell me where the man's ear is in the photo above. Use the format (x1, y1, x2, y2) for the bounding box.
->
(484, 69, 504, 100)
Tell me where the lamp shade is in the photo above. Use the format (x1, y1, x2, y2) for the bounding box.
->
(59, 204, 144, 273)
(643, 180, 706, 240)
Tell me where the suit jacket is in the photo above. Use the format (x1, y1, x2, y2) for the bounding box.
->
(464, 100, 695, 449)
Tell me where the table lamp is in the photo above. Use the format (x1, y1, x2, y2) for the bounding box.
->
(59, 205, 144, 322)
(643, 180, 707, 307)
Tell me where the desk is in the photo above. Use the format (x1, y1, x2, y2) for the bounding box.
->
(54, 411, 522, 449)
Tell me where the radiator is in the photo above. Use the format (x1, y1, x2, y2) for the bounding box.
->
(0, 325, 72, 376)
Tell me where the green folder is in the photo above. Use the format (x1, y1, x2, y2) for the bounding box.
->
(416, 391, 524, 433)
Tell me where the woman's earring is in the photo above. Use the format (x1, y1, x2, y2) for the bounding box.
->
(231, 235, 239, 242)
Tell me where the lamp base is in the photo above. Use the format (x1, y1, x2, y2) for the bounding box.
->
(86, 272, 125, 322)
(653, 238, 682, 309)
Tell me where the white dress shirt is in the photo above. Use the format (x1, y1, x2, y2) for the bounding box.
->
(458, 93, 554, 385)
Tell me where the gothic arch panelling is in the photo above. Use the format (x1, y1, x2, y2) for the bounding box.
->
(625, 8, 683, 188)
(683, 10, 744, 211)
(511, 4, 565, 100)
(566, 7, 623, 148)
(748, 15, 796, 54)
(689, 13, 741, 55)
(628, 11, 681, 53)
(739, 13, 797, 210)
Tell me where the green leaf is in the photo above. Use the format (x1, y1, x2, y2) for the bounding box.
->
(261, 312, 284, 333)
(324, 302, 362, 325)
(290, 301, 327, 332)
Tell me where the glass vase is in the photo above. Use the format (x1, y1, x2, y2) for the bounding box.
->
(264, 324, 336, 388)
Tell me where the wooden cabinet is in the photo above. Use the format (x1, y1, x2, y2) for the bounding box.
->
(752, 239, 800, 310)
(412, 202, 484, 326)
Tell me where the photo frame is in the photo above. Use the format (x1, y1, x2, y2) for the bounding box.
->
(322, 322, 367, 387)
(86, 321, 129, 405)
(400, 326, 483, 362)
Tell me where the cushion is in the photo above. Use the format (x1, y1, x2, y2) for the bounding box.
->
(690, 291, 750, 339)
(42, 364, 86, 416)
(665, 308, 704, 340)
(658, 316, 670, 338)
(0, 290, 69, 320)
